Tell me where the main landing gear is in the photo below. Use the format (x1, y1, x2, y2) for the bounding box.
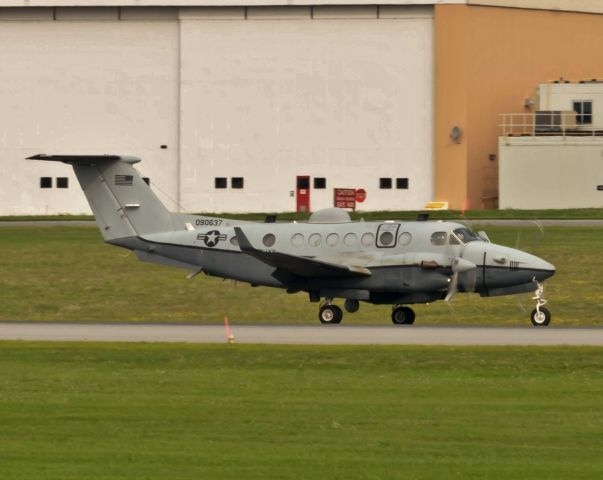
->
(318, 298, 359, 324)
(530, 281, 551, 327)
(318, 301, 343, 324)
(318, 298, 417, 325)
(391, 306, 415, 325)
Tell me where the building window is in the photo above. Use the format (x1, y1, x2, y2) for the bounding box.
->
(379, 178, 392, 189)
(396, 178, 409, 189)
(40, 177, 52, 188)
(573, 100, 592, 125)
(56, 177, 69, 189)
(142, 177, 150, 186)
(215, 177, 227, 189)
(231, 177, 244, 189)
(313, 177, 326, 189)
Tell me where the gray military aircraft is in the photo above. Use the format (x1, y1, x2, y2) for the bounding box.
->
(29, 154, 556, 326)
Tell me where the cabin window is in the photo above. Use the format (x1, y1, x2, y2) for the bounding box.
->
(573, 100, 592, 125)
(361, 232, 374, 247)
(379, 231, 394, 246)
(291, 233, 304, 248)
(308, 233, 322, 247)
(263, 233, 276, 247)
(430, 231, 447, 246)
(326, 233, 339, 246)
(398, 232, 412, 246)
(344, 233, 357, 246)
(214, 177, 227, 189)
(40, 177, 52, 188)
(56, 177, 69, 188)
(376, 223, 400, 248)
(231, 177, 244, 189)
(142, 177, 151, 186)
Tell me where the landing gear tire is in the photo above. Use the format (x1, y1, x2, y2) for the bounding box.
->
(344, 299, 360, 313)
(319, 305, 343, 324)
(530, 307, 551, 327)
(391, 306, 415, 325)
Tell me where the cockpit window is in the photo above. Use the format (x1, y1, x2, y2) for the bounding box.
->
(452, 228, 482, 244)
(430, 231, 447, 246)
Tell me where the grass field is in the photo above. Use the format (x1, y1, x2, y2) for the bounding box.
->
(0, 343, 602, 480)
(1, 225, 602, 325)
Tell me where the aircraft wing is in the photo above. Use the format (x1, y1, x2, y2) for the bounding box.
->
(234, 227, 371, 278)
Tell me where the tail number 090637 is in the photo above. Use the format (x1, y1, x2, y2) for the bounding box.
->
(196, 219, 222, 227)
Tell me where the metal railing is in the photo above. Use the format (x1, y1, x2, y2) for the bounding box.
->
(499, 113, 603, 138)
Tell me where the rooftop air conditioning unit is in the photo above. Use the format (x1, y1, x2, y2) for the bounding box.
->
(535, 110, 577, 133)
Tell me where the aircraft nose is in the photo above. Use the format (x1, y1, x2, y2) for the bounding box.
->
(530, 255, 555, 281)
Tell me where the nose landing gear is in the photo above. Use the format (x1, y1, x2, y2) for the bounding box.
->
(530, 281, 551, 326)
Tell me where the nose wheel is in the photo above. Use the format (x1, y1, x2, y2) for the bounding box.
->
(530, 281, 551, 326)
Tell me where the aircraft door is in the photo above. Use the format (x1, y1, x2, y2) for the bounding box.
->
(376, 223, 400, 248)
(296, 176, 310, 213)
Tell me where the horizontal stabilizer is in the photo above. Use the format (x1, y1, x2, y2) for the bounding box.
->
(27, 154, 140, 165)
(234, 227, 371, 279)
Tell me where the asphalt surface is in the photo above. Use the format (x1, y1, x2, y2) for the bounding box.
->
(1, 322, 603, 346)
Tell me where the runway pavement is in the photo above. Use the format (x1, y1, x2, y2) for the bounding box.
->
(1, 322, 603, 346)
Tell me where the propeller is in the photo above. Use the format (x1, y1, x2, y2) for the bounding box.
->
(445, 256, 476, 302)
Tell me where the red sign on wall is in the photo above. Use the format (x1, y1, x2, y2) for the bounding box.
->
(334, 188, 357, 210)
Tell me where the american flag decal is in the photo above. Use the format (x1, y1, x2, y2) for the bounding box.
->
(115, 175, 134, 186)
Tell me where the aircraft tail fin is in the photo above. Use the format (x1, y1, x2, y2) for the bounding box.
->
(28, 154, 182, 241)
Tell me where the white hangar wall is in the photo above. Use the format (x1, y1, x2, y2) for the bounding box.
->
(180, 6, 434, 213)
(0, 5, 434, 215)
(0, 8, 180, 215)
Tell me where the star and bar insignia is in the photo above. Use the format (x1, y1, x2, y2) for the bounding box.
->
(197, 230, 227, 247)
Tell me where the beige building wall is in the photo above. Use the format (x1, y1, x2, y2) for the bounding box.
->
(435, 4, 603, 209)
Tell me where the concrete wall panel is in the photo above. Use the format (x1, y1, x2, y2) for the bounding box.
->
(179, 15, 434, 212)
(499, 137, 603, 209)
(0, 20, 179, 215)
